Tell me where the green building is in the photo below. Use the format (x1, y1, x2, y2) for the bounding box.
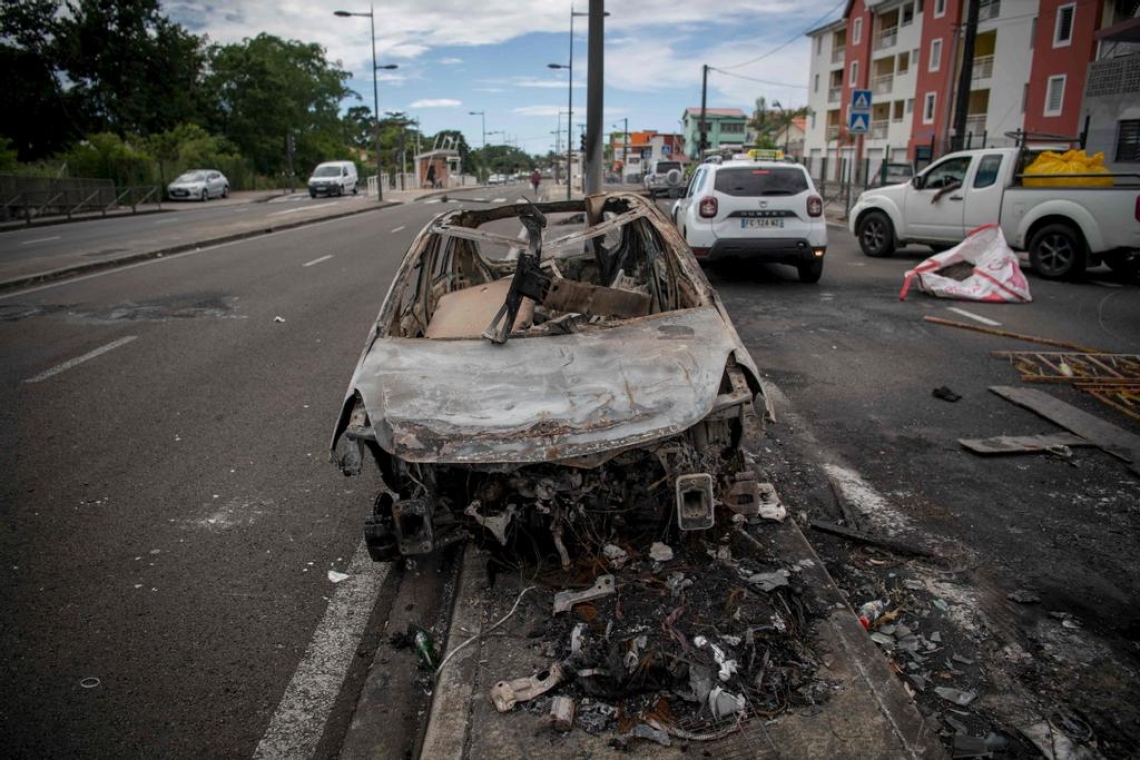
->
(681, 107, 748, 158)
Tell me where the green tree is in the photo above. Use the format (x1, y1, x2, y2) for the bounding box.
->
(56, 0, 206, 137)
(0, 0, 85, 159)
(205, 33, 355, 176)
(472, 144, 534, 176)
(343, 105, 375, 151)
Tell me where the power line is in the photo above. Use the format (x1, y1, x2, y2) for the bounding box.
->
(718, 0, 847, 71)
(708, 66, 808, 89)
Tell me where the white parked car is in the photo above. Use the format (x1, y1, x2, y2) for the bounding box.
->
(167, 170, 228, 201)
(671, 159, 828, 282)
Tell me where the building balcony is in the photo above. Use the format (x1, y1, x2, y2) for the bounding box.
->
(874, 26, 898, 51)
(972, 55, 994, 81)
(826, 125, 841, 141)
(870, 120, 890, 139)
(828, 87, 842, 103)
(831, 49, 845, 65)
(871, 74, 894, 95)
(965, 115, 987, 136)
(1086, 52, 1140, 98)
(978, 0, 1001, 22)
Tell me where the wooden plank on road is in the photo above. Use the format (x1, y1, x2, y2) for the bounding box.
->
(989, 386, 1140, 464)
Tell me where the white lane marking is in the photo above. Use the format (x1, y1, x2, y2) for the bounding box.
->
(20, 236, 61, 245)
(423, 199, 441, 204)
(24, 336, 138, 384)
(0, 213, 381, 301)
(267, 202, 337, 217)
(822, 463, 912, 534)
(252, 541, 390, 760)
(1089, 280, 1123, 289)
(302, 255, 333, 267)
(473, 197, 486, 201)
(390, 225, 406, 233)
(492, 197, 506, 203)
(946, 307, 1001, 327)
(153, 218, 177, 224)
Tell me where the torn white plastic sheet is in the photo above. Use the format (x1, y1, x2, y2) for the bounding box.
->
(899, 224, 1032, 303)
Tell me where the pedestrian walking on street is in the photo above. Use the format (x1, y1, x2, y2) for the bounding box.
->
(530, 169, 541, 196)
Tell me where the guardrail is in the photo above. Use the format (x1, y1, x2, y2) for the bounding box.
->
(1, 176, 162, 225)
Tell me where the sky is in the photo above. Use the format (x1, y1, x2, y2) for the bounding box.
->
(165, 0, 847, 156)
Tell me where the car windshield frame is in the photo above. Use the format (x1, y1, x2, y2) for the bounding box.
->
(313, 166, 342, 178)
(174, 172, 206, 182)
(713, 166, 809, 197)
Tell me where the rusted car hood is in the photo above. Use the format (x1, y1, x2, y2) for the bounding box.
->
(341, 306, 740, 464)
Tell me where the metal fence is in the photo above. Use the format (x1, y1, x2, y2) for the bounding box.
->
(1, 175, 162, 224)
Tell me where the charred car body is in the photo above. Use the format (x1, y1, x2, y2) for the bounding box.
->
(331, 193, 772, 563)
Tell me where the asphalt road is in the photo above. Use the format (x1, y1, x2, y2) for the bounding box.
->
(0, 197, 451, 758)
(0, 193, 377, 282)
(3, 188, 1138, 757)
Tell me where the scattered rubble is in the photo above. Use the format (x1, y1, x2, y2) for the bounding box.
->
(476, 523, 827, 745)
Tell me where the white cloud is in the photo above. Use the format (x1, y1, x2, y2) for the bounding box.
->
(165, 0, 831, 88)
(410, 98, 462, 108)
(511, 77, 584, 89)
(513, 105, 563, 117)
(439, 57, 463, 64)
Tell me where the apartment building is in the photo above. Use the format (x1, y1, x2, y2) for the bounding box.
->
(804, 0, 1113, 182)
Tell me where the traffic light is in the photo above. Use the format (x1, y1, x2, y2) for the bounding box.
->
(579, 134, 586, 152)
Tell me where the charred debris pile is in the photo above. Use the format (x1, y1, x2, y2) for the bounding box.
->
(469, 517, 834, 747)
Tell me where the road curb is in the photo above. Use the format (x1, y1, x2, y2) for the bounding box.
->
(0, 201, 398, 294)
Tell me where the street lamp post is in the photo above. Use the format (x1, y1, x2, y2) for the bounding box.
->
(334, 5, 398, 202)
(547, 62, 572, 199)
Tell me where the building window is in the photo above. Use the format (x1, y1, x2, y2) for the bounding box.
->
(816, 36, 822, 55)
(1044, 75, 1065, 116)
(1030, 18, 1036, 48)
(929, 39, 942, 72)
(851, 60, 859, 85)
(923, 92, 936, 124)
(906, 97, 914, 114)
(1054, 4, 1075, 48)
(1116, 120, 1140, 162)
(935, 0, 946, 18)
(814, 73, 820, 93)
(1022, 83, 1028, 113)
(721, 122, 745, 133)
(898, 51, 910, 73)
(854, 18, 863, 44)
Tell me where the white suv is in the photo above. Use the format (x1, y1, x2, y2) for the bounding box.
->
(643, 160, 684, 199)
(671, 160, 827, 282)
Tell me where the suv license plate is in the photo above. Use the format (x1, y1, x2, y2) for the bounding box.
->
(742, 218, 784, 228)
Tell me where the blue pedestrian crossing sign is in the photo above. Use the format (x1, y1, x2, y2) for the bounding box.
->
(847, 111, 870, 134)
(850, 89, 873, 112)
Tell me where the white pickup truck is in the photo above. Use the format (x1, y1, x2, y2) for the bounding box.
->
(849, 147, 1140, 279)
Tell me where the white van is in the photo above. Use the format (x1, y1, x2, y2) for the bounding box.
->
(308, 161, 359, 197)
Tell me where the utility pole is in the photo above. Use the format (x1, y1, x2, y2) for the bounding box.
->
(951, 0, 981, 151)
(585, 0, 605, 195)
(699, 64, 709, 159)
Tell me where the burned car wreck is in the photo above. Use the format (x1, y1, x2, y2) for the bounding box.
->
(330, 193, 773, 563)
